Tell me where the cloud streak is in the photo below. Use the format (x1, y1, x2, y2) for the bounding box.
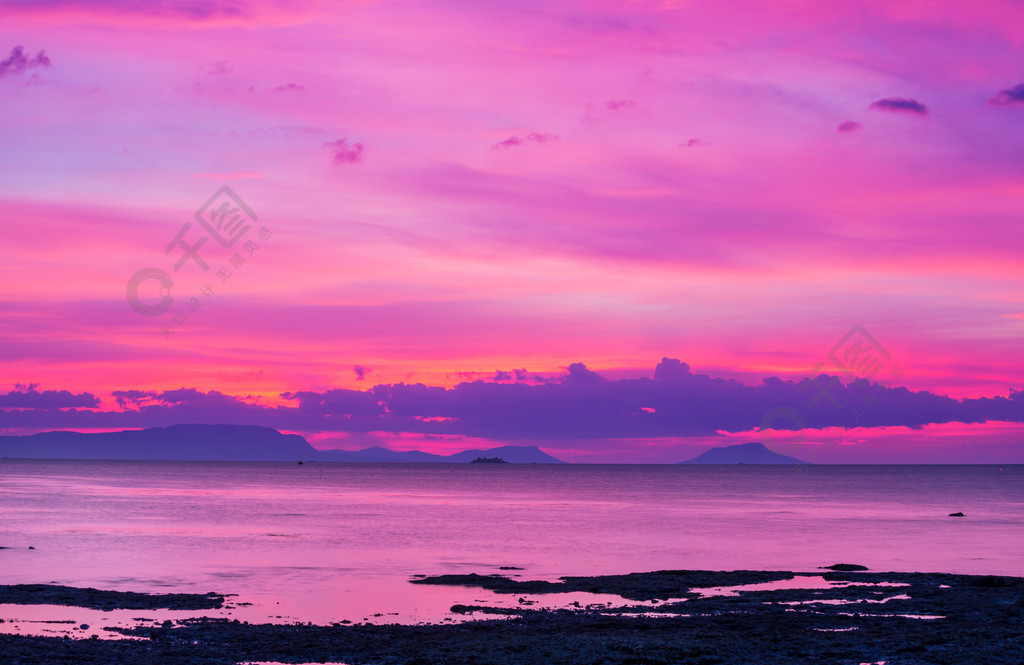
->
(869, 97, 928, 115)
(492, 132, 560, 149)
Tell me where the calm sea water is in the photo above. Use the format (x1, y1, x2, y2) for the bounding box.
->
(1, 460, 1022, 628)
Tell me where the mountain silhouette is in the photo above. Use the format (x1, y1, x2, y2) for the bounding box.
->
(0, 425, 564, 463)
(678, 441, 810, 465)
(312, 443, 564, 463)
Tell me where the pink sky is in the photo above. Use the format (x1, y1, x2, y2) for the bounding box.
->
(1, 0, 1022, 461)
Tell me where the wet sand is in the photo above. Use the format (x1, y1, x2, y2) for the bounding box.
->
(1, 567, 1021, 664)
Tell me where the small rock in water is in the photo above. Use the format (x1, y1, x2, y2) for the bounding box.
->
(79, 624, 89, 630)
(821, 563, 869, 571)
(948, 512, 965, 517)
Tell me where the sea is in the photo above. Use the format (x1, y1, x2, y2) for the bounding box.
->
(1, 460, 1022, 636)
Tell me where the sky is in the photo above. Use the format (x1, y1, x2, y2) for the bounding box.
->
(1, 0, 1022, 462)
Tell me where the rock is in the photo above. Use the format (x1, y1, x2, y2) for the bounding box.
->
(970, 575, 1019, 588)
(821, 564, 869, 571)
(79, 624, 89, 630)
(948, 512, 965, 517)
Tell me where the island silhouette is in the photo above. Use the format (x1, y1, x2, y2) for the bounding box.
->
(678, 441, 810, 464)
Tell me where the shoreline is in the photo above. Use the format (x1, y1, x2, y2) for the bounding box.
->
(1, 567, 1022, 664)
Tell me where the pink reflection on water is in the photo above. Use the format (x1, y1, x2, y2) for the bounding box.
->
(2, 460, 1022, 630)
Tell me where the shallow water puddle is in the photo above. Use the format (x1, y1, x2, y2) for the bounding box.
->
(0, 603, 235, 640)
(0, 574, 942, 640)
(693, 575, 909, 598)
(777, 593, 912, 606)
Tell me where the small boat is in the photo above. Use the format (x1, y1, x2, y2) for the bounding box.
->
(297, 459, 304, 465)
(470, 456, 508, 464)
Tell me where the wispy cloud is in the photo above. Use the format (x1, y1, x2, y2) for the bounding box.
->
(492, 132, 560, 149)
(0, 45, 51, 77)
(605, 100, 635, 111)
(869, 97, 928, 115)
(191, 171, 266, 180)
(0, 0, 253, 24)
(989, 83, 1024, 106)
(323, 138, 365, 164)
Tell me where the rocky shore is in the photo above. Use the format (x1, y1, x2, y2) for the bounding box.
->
(0, 585, 225, 611)
(1, 568, 1021, 664)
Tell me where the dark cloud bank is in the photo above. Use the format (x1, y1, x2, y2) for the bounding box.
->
(2, 359, 1022, 439)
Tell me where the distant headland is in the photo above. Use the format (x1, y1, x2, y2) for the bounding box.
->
(0, 425, 565, 464)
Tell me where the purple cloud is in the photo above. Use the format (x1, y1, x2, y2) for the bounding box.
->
(0, 45, 51, 77)
(990, 84, 1024, 106)
(112, 389, 158, 409)
(353, 365, 370, 381)
(207, 60, 230, 75)
(653, 357, 690, 381)
(869, 98, 928, 115)
(282, 388, 382, 416)
(0, 388, 98, 409)
(837, 121, 862, 133)
(605, 100, 635, 111)
(493, 136, 522, 149)
(524, 132, 558, 143)
(564, 362, 603, 385)
(3, 360, 1023, 439)
(492, 132, 559, 149)
(157, 388, 241, 405)
(323, 138, 365, 164)
(274, 82, 304, 93)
